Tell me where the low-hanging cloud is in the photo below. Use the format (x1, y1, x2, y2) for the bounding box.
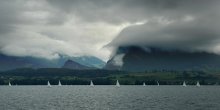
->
(108, 0, 220, 54)
(0, 0, 126, 61)
(112, 54, 125, 67)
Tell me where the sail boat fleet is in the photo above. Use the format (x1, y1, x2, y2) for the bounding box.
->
(143, 82, 146, 86)
(116, 80, 120, 87)
(7, 80, 202, 87)
(182, 81, 200, 87)
(9, 81, 11, 87)
(196, 81, 200, 87)
(183, 81, 187, 87)
(90, 80, 94, 87)
(58, 80, 62, 86)
(47, 81, 52, 88)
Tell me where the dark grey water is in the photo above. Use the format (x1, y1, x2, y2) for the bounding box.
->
(0, 85, 219, 110)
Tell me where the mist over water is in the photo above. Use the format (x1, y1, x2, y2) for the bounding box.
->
(0, 86, 219, 110)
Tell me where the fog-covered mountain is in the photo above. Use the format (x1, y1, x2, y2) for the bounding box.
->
(0, 54, 60, 71)
(0, 54, 105, 71)
(105, 46, 220, 72)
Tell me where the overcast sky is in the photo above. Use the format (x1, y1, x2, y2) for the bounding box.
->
(0, 0, 219, 61)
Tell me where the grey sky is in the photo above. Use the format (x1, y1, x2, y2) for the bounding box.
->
(0, 0, 219, 61)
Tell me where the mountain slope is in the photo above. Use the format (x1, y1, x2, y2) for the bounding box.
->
(0, 54, 61, 71)
(105, 46, 220, 72)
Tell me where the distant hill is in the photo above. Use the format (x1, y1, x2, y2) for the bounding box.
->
(0, 54, 61, 71)
(62, 60, 92, 70)
(105, 46, 220, 72)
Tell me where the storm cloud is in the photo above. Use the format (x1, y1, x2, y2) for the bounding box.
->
(109, 0, 220, 54)
(0, 0, 219, 61)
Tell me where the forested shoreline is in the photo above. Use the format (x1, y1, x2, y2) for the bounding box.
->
(0, 68, 219, 85)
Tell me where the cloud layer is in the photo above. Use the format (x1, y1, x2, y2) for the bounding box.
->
(109, 0, 220, 54)
(0, 0, 220, 61)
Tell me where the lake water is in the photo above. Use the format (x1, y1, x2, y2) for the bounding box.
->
(0, 85, 219, 110)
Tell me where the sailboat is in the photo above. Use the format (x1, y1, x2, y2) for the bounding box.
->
(143, 82, 146, 86)
(183, 81, 187, 87)
(47, 81, 52, 88)
(116, 80, 120, 87)
(157, 81, 159, 86)
(9, 81, 11, 86)
(90, 80, 94, 87)
(196, 81, 200, 87)
(58, 80, 62, 86)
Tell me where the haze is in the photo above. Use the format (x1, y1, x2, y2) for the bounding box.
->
(0, 0, 220, 62)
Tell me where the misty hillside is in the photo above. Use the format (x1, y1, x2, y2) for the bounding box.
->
(105, 46, 220, 72)
(0, 54, 61, 71)
(67, 56, 106, 68)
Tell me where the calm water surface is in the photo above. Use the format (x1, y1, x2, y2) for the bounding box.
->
(0, 85, 219, 110)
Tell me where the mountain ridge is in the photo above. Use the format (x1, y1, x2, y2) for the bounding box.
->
(0, 54, 105, 71)
(105, 46, 220, 72)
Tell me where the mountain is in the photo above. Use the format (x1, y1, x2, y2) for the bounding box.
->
(62, 59, 92, 70)
(105, 46, 220, 72)
(0, 54, 61, 71)
(0, 54, 105, 71)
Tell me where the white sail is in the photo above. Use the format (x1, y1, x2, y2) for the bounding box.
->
(143, 82, 146, 86)
(157, 81, 159, 86)
(58, 80, 62, 86)
(116, 80, 120, 87)
(9, 82, 11, 86)
(90, 80, 94, 87)
(47, 81, 52, 88)
(196, 81, 200, 87)
(183, 81, 187, 87)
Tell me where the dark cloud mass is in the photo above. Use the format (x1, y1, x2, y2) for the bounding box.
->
(0, 0, 219, 61)
(109, 0, 220, 54)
